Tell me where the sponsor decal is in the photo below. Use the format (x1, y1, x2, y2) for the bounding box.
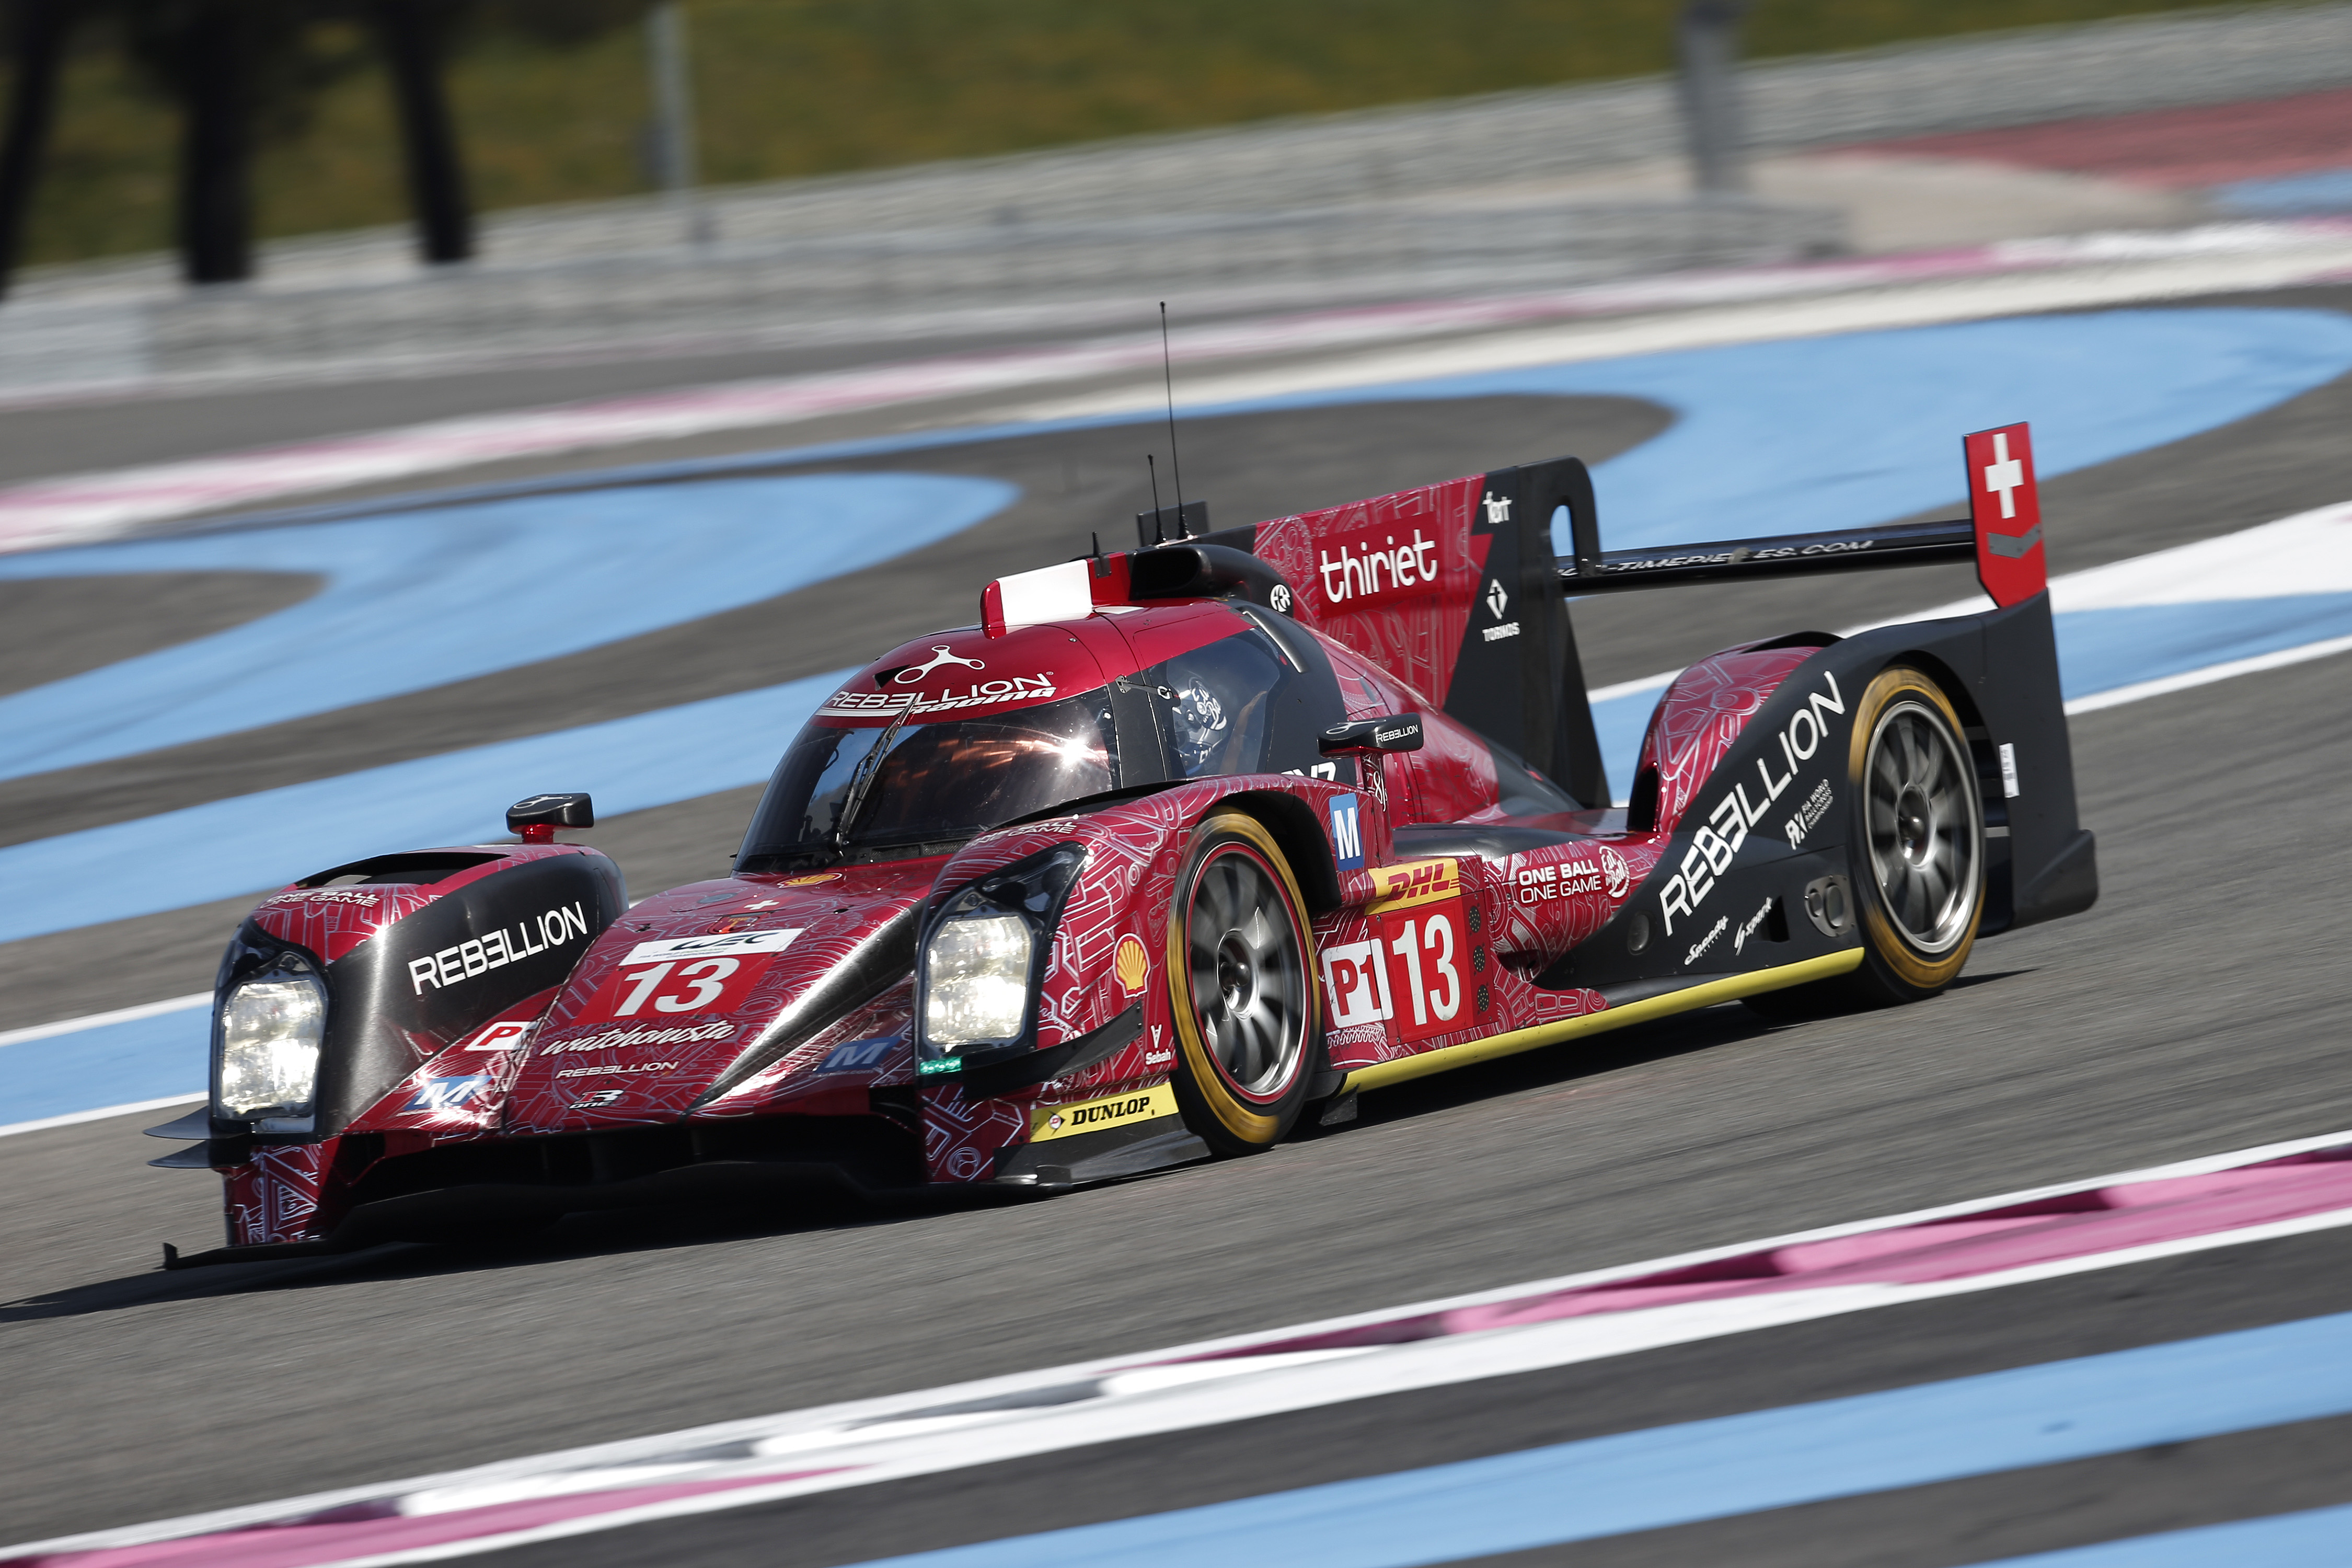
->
(1030, 1082, 1179, 1142)
(621, 929, 800, 963)
(1601, 539, 1875, 575)
(918, 1056, 962, 1076)
(1516, 858, 1609, 904)
(817, 1035, 899, 1075)
(893, 645, 987, 684)
(1660, 674, 1846, 936)
(1369, 858, 1460, 912)
(1113, 933, 1151, 997)
(539, 1021, 736, 1054)
(406, 902, 590, 996)
(1684, 915, 1730, 966)
(1481, 622, 1521, 642)
(556, 1060, 679, 1079)
(821, 675, 1056, 717)
(267, 887, 381, 906)
(1317, 529, 1441, 607)
(1330, 793, 1364, 871)
(1999, 742, 2021, 799)
(1600, 845, 1631, 900)
(1269, 583, 1294, 613)
(401, 1075, 493, 1113)
(1485, 579, 1509, 619)
(1734, 897, 1776, 956)
(460, 1019, 535, 1052)
(779, 876, 837, 889)
(571, 1089, 626, 1109)
(1784, 779, 1835, 847)
(1481, 493, 1513, 526)
(1144, 1047, 1173, 1066)
(712, 914, 762, 933)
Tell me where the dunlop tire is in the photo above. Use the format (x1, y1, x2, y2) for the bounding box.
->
(1164, 811, 1319, 1155)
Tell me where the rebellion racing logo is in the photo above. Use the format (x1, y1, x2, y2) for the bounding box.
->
(1659, 674, 1844, 936)
(821, 674, 1057, 717)
(406, 902, 591, 996)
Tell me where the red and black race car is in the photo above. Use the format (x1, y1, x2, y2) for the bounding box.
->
(148, 423, 2096, 1264)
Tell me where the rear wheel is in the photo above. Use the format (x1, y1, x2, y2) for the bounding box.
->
(1746, 664, 1984, 1016)
(1165, 812, 1318, 1155)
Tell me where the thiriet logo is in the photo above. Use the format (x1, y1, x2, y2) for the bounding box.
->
(1318, 530, 1440, 607)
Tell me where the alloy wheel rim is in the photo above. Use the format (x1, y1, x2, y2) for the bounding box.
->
(1186, 848, 1306, 1099)
(1864, 700, 1981, 955)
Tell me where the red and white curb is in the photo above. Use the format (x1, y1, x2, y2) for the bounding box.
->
(5, 221, 2349, 559)
(13, 1125, 2352, 1567)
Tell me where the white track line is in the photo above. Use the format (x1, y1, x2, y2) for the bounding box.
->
(0, 990, 207, 1047)
(0, 1094, 203, 1140)
(11, 1123, 2352, 1566)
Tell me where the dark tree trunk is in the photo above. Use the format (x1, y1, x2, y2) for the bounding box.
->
(0, 0, 74, 298)
(178, 0, 253, 284)
(375, 0, 471, 264)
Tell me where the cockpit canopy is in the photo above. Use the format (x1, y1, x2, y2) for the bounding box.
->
(737, 615, 1335, 870)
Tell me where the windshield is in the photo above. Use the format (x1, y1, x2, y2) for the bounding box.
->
(739, 691, 1120, 868)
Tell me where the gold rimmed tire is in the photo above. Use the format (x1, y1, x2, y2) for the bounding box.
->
(1164, 812, 1319, 1155)
(1748, 664, 1985, 1017)
(1847, 665, 1985, 1001)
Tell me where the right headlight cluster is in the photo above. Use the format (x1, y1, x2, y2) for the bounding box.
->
(213, 952, 329, 1131)
(918, 843, 1086, 1071)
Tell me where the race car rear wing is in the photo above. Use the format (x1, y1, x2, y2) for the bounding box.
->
(1555, 422, 2050, 607)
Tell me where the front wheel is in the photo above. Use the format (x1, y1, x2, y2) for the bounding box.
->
(1164, 812, 1319, 1155)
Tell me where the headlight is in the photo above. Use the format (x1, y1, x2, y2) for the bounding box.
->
(923, 912, 1033, 1047)
(917, 842, 1086, 1068)
(215, 957, 328, 1128)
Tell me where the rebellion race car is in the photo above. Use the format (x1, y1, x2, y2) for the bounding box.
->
(147, 422, 2096, 1265)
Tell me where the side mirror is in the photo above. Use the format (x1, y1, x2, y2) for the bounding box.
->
(508, 792, 594, 844)
(1319, 714, 1424, 757)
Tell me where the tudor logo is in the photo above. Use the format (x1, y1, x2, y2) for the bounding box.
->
(1485, 580, 1509, 620)
(894, 645, 987, 684)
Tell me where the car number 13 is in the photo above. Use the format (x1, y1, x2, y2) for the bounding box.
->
(609, 956, 758, 1017)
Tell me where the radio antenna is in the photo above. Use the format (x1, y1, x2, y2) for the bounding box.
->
(1146, 453, 1166, 545)
(1160, 301, 1189, 537)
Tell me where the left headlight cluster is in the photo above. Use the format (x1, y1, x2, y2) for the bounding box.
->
(214, 952, 329, 1131)
(918, 843, 1087, 1071)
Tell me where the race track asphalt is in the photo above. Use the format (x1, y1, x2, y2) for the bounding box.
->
(3, 283, 2351, 1558)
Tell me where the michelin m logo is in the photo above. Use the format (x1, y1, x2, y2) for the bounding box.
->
(1330, 793, 1363, 871)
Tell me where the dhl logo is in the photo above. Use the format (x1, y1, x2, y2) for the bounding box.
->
(1367, 858, 1460, 913)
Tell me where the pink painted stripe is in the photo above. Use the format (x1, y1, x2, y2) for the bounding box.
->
(1, 1468, 854, 1568)
(1179, 1150, 2352, 1358)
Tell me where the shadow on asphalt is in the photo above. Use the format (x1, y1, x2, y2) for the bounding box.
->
(4, 970, 2033, 1321)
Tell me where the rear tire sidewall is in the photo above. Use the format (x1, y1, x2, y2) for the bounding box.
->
(1843, 666, 1985, 1004)
(1163, 811, 1319, 1155)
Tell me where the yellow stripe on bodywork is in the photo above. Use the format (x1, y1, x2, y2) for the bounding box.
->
(1337, 949, 1865, 1095)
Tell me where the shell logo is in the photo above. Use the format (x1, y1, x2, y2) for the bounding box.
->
(782, 872, 841, 887)
(1113, 933, 1151, 996)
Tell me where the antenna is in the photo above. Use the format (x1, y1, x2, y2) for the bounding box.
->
(1146, 454, 1166, 545)
(1160, 301, 1189, 538)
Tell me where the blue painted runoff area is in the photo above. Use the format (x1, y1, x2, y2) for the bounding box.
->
(2215, 170, 2352, 217)
(0, 471, 1012, 782)
(1975, 1501, 2352, 1566)
(843, 1310, 2352, 1568)
(1, 1009, 206, 1127)
(0, 666, 854, 948)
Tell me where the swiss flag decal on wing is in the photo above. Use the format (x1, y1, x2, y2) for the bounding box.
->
(1965, 422, 2047, 608)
